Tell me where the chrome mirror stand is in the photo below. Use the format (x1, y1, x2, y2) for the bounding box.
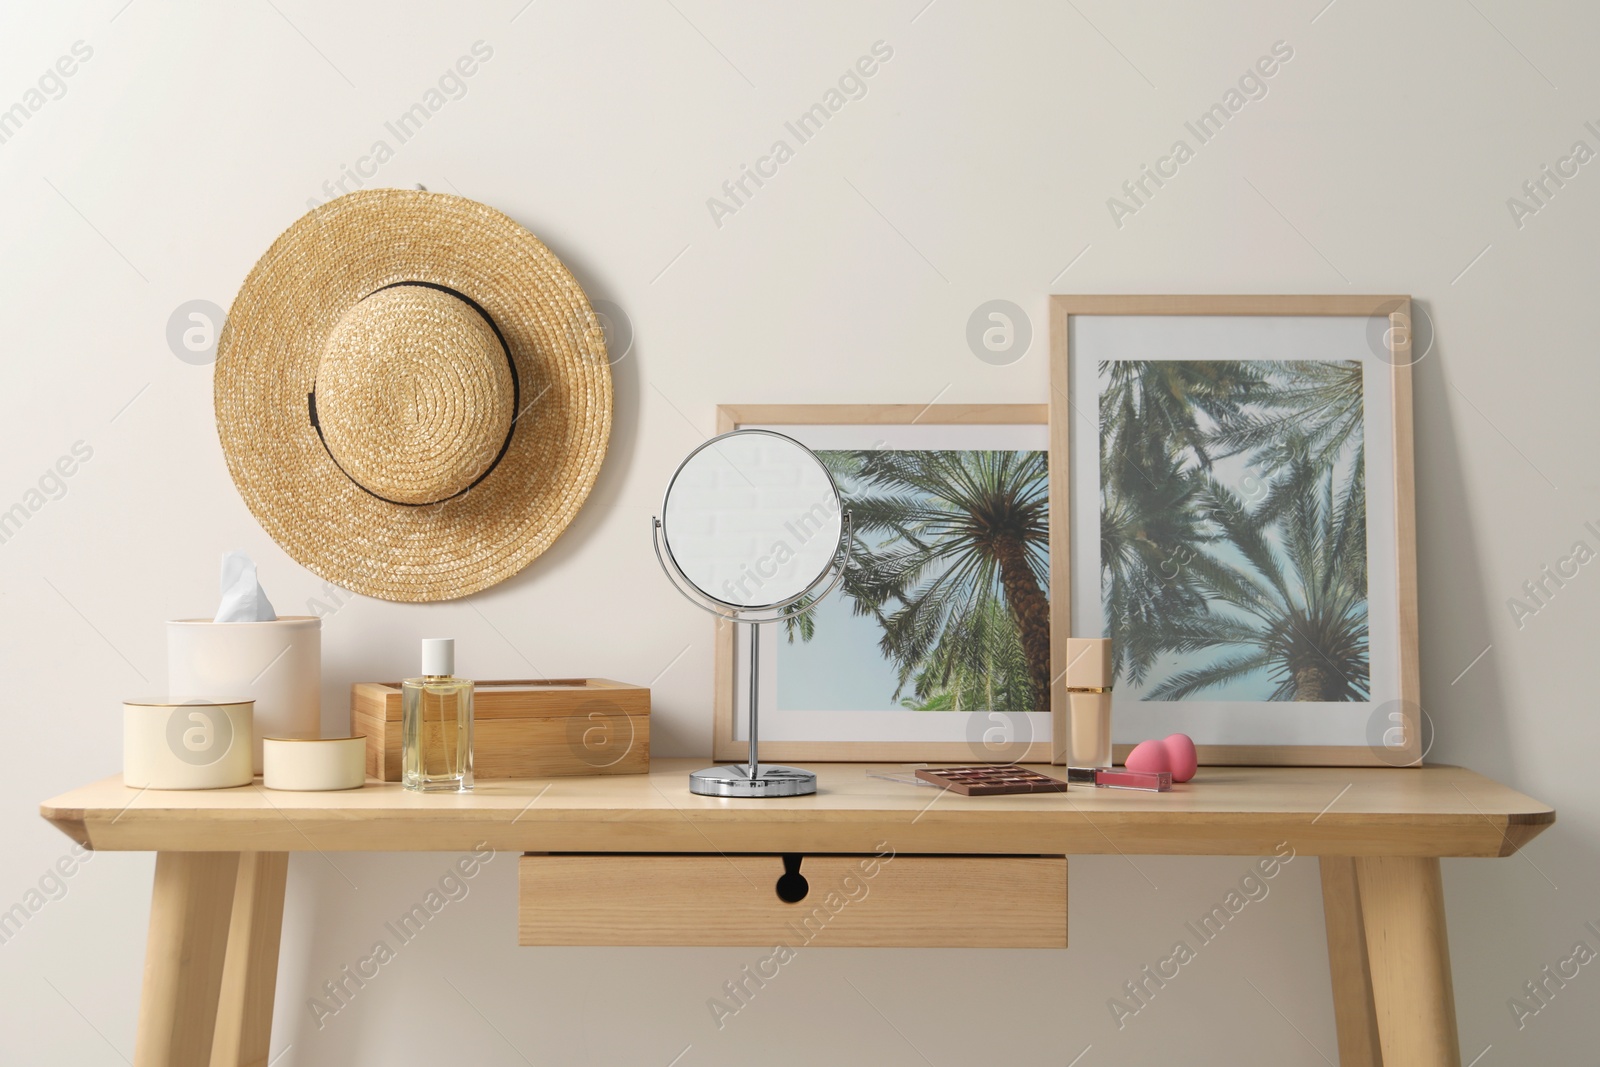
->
(651, 512, 852, 798)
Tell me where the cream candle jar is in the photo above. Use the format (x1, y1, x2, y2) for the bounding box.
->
(124, 699, 255, 789)
(262, 736, 366, 791)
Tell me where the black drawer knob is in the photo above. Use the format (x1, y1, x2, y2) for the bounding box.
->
(775, 854, 808, 903)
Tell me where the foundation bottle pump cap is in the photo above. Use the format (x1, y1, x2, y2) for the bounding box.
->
(421, 638, 455, 677)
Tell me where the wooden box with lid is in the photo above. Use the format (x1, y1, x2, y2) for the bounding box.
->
(352, 678, 649, 781)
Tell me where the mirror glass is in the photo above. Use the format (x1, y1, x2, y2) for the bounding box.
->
(661, 430, 843, 608)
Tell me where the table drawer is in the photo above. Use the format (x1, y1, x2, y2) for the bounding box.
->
(519, 852, 1066, 948)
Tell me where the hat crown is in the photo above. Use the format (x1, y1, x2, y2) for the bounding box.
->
(214, 188, 613, 602)
(314, 285, 514, 505)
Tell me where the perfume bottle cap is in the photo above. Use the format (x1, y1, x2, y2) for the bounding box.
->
(1065, 637, 1113, 689)
(421, 637, 455, 677)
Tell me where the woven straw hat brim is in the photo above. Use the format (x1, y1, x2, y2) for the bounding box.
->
(215, 189, 612, 602)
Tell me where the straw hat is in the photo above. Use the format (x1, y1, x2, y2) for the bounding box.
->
(214, 188, 612, 602)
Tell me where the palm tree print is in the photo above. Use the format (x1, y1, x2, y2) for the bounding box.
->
(1205, 360, 1366, 541)
(1100, 359, 1370, 702)
(897, 594, 1035, 711)
(791, 449, 1049, 712)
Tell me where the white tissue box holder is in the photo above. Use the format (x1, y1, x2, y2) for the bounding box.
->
(168, 616, 321, 774)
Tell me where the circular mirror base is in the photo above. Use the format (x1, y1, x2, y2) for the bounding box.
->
(689, 764, 817, 798)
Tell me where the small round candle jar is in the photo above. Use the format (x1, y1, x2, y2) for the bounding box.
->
(262, 736, 367, 791)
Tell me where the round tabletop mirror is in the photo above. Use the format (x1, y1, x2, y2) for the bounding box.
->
(653, 429, 851, 798)
(660, 431, 844, 610)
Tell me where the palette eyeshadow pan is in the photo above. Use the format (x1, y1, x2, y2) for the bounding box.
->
(913, 765, 1070, 796)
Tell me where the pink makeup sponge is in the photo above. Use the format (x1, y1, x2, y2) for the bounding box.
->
(1162, 734, 1197, 783)
(1124, 734, 1198, 783)
(1124, 739, 1169, 775)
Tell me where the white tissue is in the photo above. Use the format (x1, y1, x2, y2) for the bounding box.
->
(213, 551, 278, 623)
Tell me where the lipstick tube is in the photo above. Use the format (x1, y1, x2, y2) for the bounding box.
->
(1066, 767, 1172, 792)
(1095, 768, 1172, 792)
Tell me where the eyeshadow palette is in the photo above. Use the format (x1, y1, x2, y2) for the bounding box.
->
(914, 765, 1069, 796)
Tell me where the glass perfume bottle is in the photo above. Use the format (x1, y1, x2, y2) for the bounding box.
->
(402, 638, 474, 792)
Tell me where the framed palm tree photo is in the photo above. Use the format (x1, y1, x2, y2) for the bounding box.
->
(1048, 296, 1422, 767)
(711, 404, 1053, 762)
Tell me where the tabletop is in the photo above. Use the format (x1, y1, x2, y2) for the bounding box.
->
(40, 760, 1554, 858)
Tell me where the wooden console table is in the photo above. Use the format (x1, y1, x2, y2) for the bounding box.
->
(40, 760, 1553, 1067)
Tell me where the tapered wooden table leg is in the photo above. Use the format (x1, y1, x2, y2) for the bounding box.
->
(135, 852, 241, 1067)
(210, 852, 289, 1067)
(1319, 857, 1383, 1067)
(1354, 856, 1462, 1067)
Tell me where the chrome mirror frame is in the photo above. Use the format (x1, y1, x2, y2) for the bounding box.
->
(651, 429, 852, 797)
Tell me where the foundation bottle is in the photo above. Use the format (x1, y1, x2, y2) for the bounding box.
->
(1067, 637, 1114, 769)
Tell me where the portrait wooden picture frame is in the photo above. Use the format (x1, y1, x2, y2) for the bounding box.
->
(711, 404, 1052, 763)
(1048, 296, 1422, 767)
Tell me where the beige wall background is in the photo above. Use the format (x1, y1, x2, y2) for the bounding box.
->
(2, 1, 1595, 1063)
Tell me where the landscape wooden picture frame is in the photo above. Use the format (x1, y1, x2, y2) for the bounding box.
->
(1048, 296, 1422, 767)
(712, 404, 1052, 763)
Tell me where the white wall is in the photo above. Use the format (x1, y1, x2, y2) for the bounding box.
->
(2, 1, 1595, 1063)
